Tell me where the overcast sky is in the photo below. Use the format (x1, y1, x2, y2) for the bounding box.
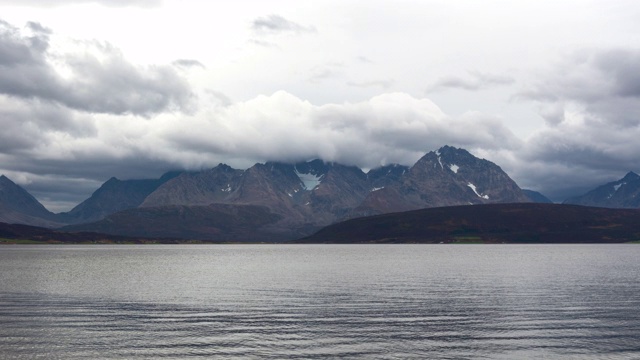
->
(1, 0, 639, 211)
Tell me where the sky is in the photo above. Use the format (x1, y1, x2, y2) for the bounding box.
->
(1, 0, 640, 212)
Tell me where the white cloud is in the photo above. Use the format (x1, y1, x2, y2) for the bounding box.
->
(251, 14, 316, 35)
(0, 19, 194, 116)
(2, 1, 640, 209)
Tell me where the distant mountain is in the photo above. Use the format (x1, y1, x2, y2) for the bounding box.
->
(366, 164, 410, 190)
(0, 175, 61, 227)
(563, 171, 640, 208)
(126, 160, 372, 237)
(58, 171, 181, 224)
(71, 146, 533, 240)
(296, 203, 640, 244)
(1, 146, 553, 240)
(523, 189, 553, 203)
(140, 165, 243, 207)
(353, 146, 530, 216)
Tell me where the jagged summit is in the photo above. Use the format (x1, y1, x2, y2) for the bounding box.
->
(351, 146, 529, 217)
(3, 146, 542, 239)
(58, 171, 181, 224)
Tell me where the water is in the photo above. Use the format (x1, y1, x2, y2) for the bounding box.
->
(1, 244, 639, 359)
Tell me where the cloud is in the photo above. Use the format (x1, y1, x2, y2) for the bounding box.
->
(1, 91, 522, 210)
(0, 19, 193, 116)
(172, 59, 205, 69)
(1, 0, 163, 8)
(251, 14, 316, 35)
(428, 71, 515, 92)
(519, 48, 640, 125)
(25, 21, 52, 34)
(500, 48, 640, 200)
(0, 95, 96, 154)
(308, 63, 344, 83)
(247, 39, 279, 48)
(159, 91, 521, 168)
(347, 79, 394, 89)
(356, 56, 374, 64)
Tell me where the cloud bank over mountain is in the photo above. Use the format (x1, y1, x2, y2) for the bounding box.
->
(0, 1, 639, 211)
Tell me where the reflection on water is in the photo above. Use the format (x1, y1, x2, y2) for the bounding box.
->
(1, 245, 640, 359)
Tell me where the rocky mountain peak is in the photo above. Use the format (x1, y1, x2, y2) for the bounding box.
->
(564, 171, 640, 208)
(60, 173, 181, 224)
(354, 146, 530, 216)
(621, 171, 640, 181)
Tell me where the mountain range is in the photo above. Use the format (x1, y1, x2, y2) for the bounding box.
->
(0, 146, 638, 241)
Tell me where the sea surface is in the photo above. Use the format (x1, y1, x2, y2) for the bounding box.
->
(1, 244, 639, 359)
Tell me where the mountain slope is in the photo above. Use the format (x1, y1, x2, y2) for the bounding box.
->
(141, 165, 243, 207)
(70, 146, 535, 240)
(297, 203, 640, 244)
(523, 189, 553, 203)
(0, 175, 61, 227)
(563, 172, 640, 208)
(58, 171, 181, 224)
(354, 146, 530, 216)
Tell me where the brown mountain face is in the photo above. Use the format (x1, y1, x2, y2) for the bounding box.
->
(353, 146, 530, 216)
(2, 146, 537, 241)
(141, 165, 244, 207)
(134, 160, 371, 233)
(71, 146, 532, 240)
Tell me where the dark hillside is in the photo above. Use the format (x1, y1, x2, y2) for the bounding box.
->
(296, 203, 640, 243)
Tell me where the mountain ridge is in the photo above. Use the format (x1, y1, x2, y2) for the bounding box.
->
(564, 171, 640, 208)
(7, 145, 638, 242)
(59, 146, 537, 240)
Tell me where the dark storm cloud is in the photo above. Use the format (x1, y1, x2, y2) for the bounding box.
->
(506, 48, 640, 201)
(0, 96, 96, 154)
(594, 49, 640, 98)
(0, 19, 193, 116)
(252, 15, 316, 35)
(428, 72, 514, 92)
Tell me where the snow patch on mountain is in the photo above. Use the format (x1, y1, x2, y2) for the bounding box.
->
(449, 164, 459, 173)
(295, 168, 323, 190)
(468, 182, 489, 199)
(608, 183, 624, 198)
